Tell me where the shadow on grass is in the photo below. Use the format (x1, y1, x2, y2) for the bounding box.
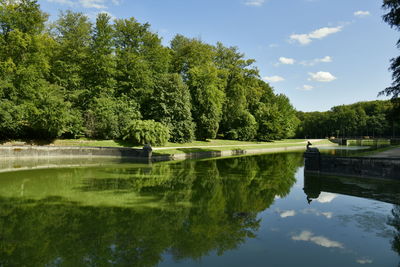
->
(114, 139, 139, 148)
(0, 139, 55, 146)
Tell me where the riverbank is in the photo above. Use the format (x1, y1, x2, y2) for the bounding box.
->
(0, 139, 334, 159)
(0, 139, 335, 172)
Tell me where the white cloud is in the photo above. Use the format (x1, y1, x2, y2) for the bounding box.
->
(299, 85, 314, 91)
(320, 56, 332, 63)
(244, 0, 265, 6)
(47, 0, 120, 9)
(47, 0, 74, 5)
(290, 34, 312, 45)
(292, 231, 344, 248)
(309, 26, 342, 39)
(300, 56, 332, 66)
(263, 75, 285, 82)
(279, 57, 295, 65)
(80, 0, 107, 9)
(290, 26, 343, 45)
(354, 11, 370, 17)
(308, 71, 337, 82)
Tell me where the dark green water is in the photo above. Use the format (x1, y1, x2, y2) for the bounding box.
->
(0, 152, 399, 266)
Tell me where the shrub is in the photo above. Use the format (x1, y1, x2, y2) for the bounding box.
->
(123, 120, 170, 146)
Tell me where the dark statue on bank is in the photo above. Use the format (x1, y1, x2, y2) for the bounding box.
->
(306, 141, 319, 153)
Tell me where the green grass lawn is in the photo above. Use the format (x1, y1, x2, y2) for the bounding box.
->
(152, 139, 333, 155)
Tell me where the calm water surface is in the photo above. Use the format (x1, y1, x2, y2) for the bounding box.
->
(0, 152, 399, 266)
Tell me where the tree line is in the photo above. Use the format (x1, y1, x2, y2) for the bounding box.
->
(296, 100, 400, 139)
(0, 0, 298, 144)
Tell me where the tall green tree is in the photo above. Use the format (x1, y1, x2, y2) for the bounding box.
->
(171, 36, 226, 140)
(381, 0, 400, 99)
(145, 73, 195, 143)
(85, 12, 116, 98)
(215, 43, 258, 140)
(251, 81, 298, 141)
(0, 0, 75, 138)
(187, 63, 225, 140)
(114, 17, 170, 108)
(50, 10, 91, 108)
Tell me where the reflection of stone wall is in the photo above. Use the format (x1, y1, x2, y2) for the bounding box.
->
(391, 139, 400, 145)
(305, 152, 400, 180)
(0, 146, 150, 159)
(304, 173, 400, 204)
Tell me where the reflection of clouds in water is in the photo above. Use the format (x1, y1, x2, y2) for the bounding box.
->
(280, 210, 296, 218)
(301, 208, 333, 219)
(322, 212, 333, 219)
(276, 208, 296, 218)
(316, 192, 338, 203)
(338, 210, 393, 238)
(356, 258, 373, 264)
(292, 231, 344, 248)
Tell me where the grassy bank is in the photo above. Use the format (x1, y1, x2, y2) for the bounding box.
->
(1, 138, 334, 156)
(152, 139, 333, 155)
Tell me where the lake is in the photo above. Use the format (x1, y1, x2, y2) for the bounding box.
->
(0, 151, 399, 266)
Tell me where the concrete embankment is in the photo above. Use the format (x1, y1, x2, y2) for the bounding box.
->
(0, 144, 334, 172)
(0, 146, 150, 159)
(151, 144, 334, 161)
(0, 144, 335, 161)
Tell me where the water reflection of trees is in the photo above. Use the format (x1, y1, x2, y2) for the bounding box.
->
(0, 153, 303, 266)
(388, 205, 400, 255)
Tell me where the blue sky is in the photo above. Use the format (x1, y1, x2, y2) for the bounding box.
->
(38, 0, 397, 112)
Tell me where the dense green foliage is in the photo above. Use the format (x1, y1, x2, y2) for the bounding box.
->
(123, 120, 170, 146)
(0, 0, 298, 143)
(145, 73, 195, 143)
(381, 0, 400, 99)
(296, 100, 400, 138)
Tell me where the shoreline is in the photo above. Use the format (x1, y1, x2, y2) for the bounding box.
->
(0, 143, 336, 173)
(152, 144, 335, 161)
(0, 143, 336, 160)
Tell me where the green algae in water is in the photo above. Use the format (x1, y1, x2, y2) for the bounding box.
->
(0, 152, 398, 266)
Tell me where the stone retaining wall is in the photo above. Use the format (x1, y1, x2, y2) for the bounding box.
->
(0, 146, 150, 159)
